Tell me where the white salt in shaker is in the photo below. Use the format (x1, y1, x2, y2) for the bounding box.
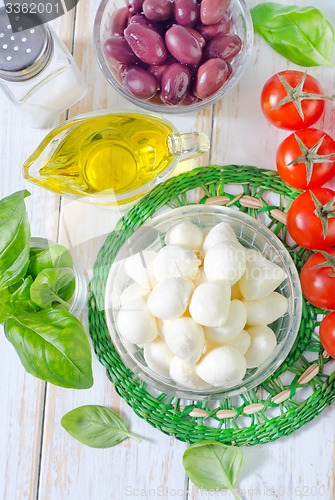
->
(0, 8, 86, 128)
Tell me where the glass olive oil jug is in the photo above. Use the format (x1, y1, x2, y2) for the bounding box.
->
(24, 110, 210, 205)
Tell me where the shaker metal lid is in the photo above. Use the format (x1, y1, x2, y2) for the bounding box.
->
(0, 8, 52, 80)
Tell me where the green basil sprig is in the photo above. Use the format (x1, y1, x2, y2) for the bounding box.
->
(30, 267, 76, 309)
(5, 309, 93, 389)
(0, 190, 93, 390)
(0, 190, 31, 290)
(183, 441, 243, 500)
(61, 405, 141, 447)
(251, 2, 334, 67)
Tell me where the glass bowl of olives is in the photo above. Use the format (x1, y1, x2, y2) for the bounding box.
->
(93, 0, 253, 113)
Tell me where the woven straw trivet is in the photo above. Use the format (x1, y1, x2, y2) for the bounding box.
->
(88, 165, 335, 445)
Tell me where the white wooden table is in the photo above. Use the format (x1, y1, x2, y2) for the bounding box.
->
(1, 0, 335, 499)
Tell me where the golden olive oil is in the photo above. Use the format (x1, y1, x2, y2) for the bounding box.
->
(24, 113, 175, 201)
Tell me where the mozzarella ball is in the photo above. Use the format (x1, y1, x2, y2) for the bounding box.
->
(196, 346, 247, 387)
(202, 222, 241, 255)
(244, 325, 277, 368)
(124, 250, 157, 289)
(244, 292, 288, 326)
(225, 329, 251, 355)
(169, 356, 210, 390)
(204, 240, 247, 285)
(157, 318, 173, 339)
(165, 222, 204, 252)
(147, 277, 194, 320)
(239, 249, 287, 300)
(205, 299, 247, 342)
(143, 338, 174, 378)
(165, 317, 205, 365)
(153, 244, 201, 282)
(189, 280, 231, 327)
(120, 283, 149, 305)
(117, 297, 158, 344)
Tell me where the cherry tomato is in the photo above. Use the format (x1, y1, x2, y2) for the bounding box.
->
(261, 70, 325, 130)
(319, 312, 335, 357)
(300, 248, 335, 310)
(287, 188, 335, 249)
(276, 129, 335, 190)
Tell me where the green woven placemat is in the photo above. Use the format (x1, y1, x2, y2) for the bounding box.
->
(88, 165, 335, 446)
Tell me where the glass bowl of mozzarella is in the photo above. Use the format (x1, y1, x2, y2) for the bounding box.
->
(104, 205, 302, 400)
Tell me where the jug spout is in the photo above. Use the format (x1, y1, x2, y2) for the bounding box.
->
(173, 132, 210, 161)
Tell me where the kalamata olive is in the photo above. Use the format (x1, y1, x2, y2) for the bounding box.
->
(123, 66, 158, 99)
(200, 0, 230, 25)
(109, 7, 128, 36)
(127, 0, 143, 14)
(148, 60, 175, 86)
(160, 63, 191, 104)
(204, 33, 242, 62)
(165, 25, 202, 64)
(174, 0, 199, 27)
(194, 58, 228, 99)
(104, 37, 138, 65)
(197, 14, 230, 40)
(143, 0, 173, 22)
(185, 27, 205, 48)
(181, 93, 200, 105)
(124, 23, 167, 64)
(128, 13, 163, 34)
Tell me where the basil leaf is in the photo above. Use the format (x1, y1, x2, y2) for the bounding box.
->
(4, 309, 93, 389)
(0, 190, 31, 290)
(251, 3, 334, 67)
(61, 405, 141, 448)
(30, 268, 75, 309)
(0, 289, 14, 324)
(183, 441, 243, 498)
(29, 247, 44, 259)
(9, 276, 39, 315)
(28, 244, 74, 279)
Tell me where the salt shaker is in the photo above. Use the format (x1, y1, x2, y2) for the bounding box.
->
(0, 8, 87, 128)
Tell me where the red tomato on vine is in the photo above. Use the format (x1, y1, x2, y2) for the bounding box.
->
(319, 312, 335, 358)
(261, 71, 327, 130)
(300, 248, 335, 310)
(287, 188, 335, 249)
(276, 129, 335, 190)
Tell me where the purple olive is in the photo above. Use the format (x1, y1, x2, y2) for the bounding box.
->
(127, 0, 143, 14)
(194, 58, 228, 99)
(185, 27, 205, 48)
(127, 13, 163, 34)
(197, 14, 230, 40)
(143, 0, 173, 22)
(165, 25, 202, 64)
(123, 66, 158, 99)
(181, 93, 200, 105)
(160, 63, 191, 104)
(148, 61, 173, 86)
(124, 23, 167, 64)
(200, 0, 230, 25)
(104, 37, 138, 65)
(174, 0, 199, 27)
(109, 7, 128, 37)
(203, 33, 242, 62)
